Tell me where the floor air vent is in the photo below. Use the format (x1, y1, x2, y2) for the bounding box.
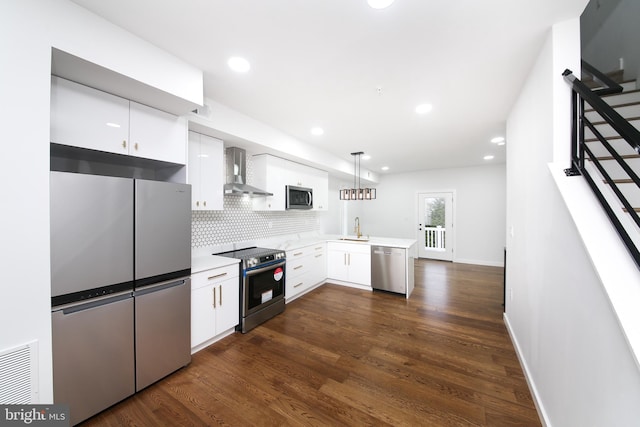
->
(0, 341, 38, 404)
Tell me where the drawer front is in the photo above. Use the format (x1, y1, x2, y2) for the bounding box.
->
(286, 242, 326, 260)
(287, 246, 311, 259)
(286, 255, 310, 279)
(286, 276, 313, 298)
(191, 264, 239, 290)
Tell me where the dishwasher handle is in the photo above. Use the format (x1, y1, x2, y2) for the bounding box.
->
(372, 246, 405, 258)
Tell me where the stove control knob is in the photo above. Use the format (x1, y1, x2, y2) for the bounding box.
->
(246, 258, 257, 268)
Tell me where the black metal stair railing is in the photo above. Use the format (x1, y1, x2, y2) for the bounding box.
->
(562, 61, 640, 268)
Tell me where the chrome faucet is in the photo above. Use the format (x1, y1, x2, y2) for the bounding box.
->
(354, 217, 362, 238)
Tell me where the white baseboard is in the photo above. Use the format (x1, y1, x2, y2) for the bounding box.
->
(453, 258, 504, 267)
(285, 282, 325, 304)
(191, 327, 236, 355)
(324, 279, 372, 291)
(503, 313, 549, 427)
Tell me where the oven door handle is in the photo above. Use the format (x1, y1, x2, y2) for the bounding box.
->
(245, 260, 286, 276)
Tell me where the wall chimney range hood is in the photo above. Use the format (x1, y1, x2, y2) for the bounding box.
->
(224, 147, 273, 197)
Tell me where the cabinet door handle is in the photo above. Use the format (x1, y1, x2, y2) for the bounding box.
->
(348, 253, 351, 266)
(344, 253, 347, 265)
(208, 272, 227, 280)
(293, 252, 303, 256)
(212, 287, 216, 308)
(315, 246, 323, 250)
(294, 265, 303, 270)
(219, 285, 222, 306)
(294, 282, 303, 288)
(134, 142, 139, 151)
(122, 140, 127, 149)
(315, 254, 323, 258)
(196, 201, 200, 207)
(204, 200, 207, 207)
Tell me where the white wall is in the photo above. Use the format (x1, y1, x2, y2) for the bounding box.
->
(505, 17, 640, 426)
(0, 0, 201, 403)
(319, 176, 351, 235)
(356, 164, 506, 266)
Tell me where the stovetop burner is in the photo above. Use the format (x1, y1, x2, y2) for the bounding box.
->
(214, 246, 286, 269)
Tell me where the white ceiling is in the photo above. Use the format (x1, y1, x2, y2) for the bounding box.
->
(71, 0, 587, 174)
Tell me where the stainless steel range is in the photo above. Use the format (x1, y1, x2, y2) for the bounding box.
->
(215, 247, 286, 333)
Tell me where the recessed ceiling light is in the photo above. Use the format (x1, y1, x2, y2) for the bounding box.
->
(362, 155, 371, 160)
(483, 155, 495, 160)
(415, 103, 433, 114)
(227, 56, 250, 73)
(106, 122, 121, 128)
(367, 0, 394, 9)
(491, 136, 505, 144)
(381, 166, 389, 171)
(310, 127, 324, 136)
(367, 0, 395, 9)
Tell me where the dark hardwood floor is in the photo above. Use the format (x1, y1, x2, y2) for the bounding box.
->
(82, 259, 540, 426)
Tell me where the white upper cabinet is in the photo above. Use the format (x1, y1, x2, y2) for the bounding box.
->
(252, 154, 329, 211)
(252, 154, 288, 211)
(51, 76, 130, 155)
(129, 101, 187, 164)
(308, 167, 329, 211)
(50, 76, 187, 165)
(188, 131, 223, 210)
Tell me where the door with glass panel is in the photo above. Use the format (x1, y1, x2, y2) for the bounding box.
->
(417, 192, 454, 261)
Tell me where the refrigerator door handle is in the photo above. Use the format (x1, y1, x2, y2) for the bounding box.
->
(55, 291, 133, 315)
(134, 279, 187, 297)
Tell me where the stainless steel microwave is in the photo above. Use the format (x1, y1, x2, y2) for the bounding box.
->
(285, 185, 313, 210)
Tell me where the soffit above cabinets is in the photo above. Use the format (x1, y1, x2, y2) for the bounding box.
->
(51, 48, 201, 116)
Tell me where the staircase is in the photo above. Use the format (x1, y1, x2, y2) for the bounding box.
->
(563, 65, 640, 267)
(583, 80, 640, 252)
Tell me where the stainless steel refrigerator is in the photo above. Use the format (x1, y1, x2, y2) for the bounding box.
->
(50, 171, 191, 425)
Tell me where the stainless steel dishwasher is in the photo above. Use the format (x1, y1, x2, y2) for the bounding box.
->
(371, 246, 407, 294)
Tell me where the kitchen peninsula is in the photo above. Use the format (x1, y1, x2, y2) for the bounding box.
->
(193, 234, 416, 299)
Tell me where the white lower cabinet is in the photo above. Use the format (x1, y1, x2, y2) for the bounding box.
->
(327, 242, 371, 286)
(191, 264, 239, 351)
(286, 243, 327, 302)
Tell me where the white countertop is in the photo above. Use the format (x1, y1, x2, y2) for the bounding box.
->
(326, 236, 417, 249)
(275, 234, 416, 250)
(191, 233, 416, 273)
(191, 253, 240, 274)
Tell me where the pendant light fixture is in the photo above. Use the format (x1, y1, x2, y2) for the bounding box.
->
(340, 152, 377, 200)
